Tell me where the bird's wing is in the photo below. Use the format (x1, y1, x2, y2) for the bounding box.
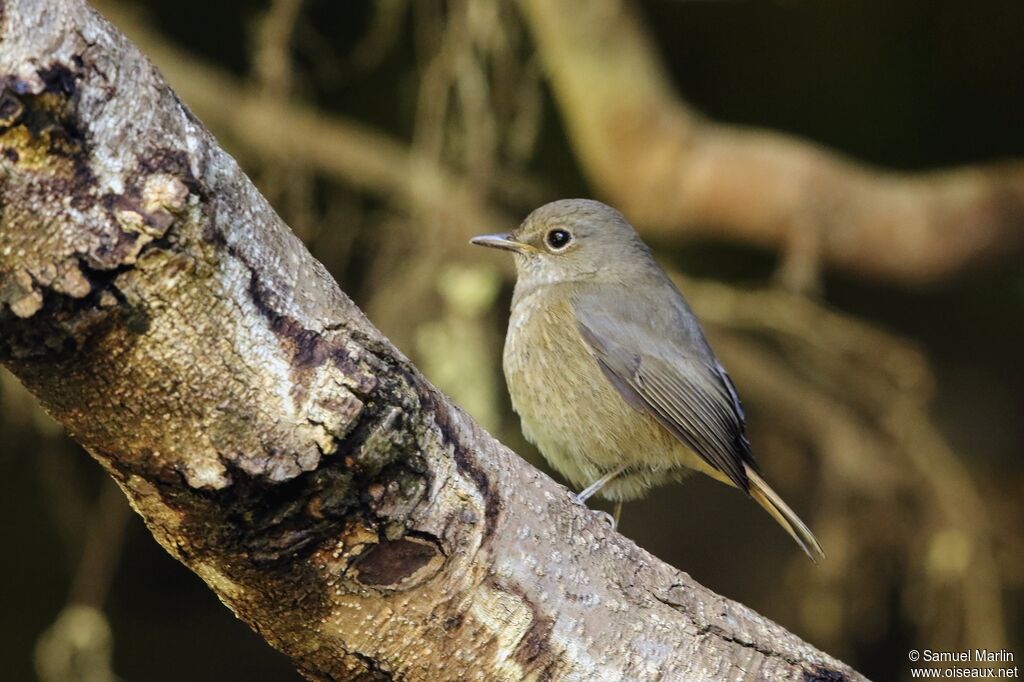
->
(573, 287, 754, 491)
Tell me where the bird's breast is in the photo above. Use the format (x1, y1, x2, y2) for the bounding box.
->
(502, 287, 682, 492)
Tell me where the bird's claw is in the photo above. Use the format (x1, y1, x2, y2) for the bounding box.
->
(593, 509, 617, 530)
(569, 491, 617, 530)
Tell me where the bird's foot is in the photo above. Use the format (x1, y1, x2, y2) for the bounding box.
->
(594, 509, 617, 530)
(570, 491, 618, 530)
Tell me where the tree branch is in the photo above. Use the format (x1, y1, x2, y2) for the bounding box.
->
(0, 1, 862, 679)
(518, 0, 1024, 285)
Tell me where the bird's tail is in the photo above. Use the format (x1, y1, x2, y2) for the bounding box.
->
(746, 466, 824, 563)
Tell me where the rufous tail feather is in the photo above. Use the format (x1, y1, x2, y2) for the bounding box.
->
(747, 466, 825, 563)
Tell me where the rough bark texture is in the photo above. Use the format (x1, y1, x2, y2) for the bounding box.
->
(518, 0, 1024, 286)
(0, 1, 862, 680)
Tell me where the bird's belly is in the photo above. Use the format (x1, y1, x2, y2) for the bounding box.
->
(503, 298, 702, 501)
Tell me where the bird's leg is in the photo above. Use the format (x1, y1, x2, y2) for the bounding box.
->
(574, 465, 627, 504)
(612, 501, 623, 529)
(573, 466, 628, 530)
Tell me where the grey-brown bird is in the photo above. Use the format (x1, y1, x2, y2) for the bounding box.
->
(471, 199, 823, 561)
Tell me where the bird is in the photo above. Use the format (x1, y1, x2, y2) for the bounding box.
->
(470, 198, 824, 561)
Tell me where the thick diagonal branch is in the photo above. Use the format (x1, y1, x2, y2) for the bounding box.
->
(0, 1, 861, 680)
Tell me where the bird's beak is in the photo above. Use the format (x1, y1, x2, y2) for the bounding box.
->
(470, 232, 530, 254)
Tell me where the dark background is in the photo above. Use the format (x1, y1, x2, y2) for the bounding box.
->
(2, 1, 1022, 680)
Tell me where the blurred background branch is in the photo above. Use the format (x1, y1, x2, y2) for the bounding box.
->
(518, 0, 1024, 288)
(94, 0, 507, 236)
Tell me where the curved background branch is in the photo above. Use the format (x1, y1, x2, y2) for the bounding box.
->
(517, 0, 1024, 286)
(0, 1, 861, 680)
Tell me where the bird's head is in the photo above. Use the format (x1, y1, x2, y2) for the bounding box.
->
(470, 199, 655, 286)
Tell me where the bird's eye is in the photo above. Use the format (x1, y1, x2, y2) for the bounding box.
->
(545, 228, 572, 251)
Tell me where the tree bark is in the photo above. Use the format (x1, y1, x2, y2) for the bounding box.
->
(0, 1, 863, 680)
